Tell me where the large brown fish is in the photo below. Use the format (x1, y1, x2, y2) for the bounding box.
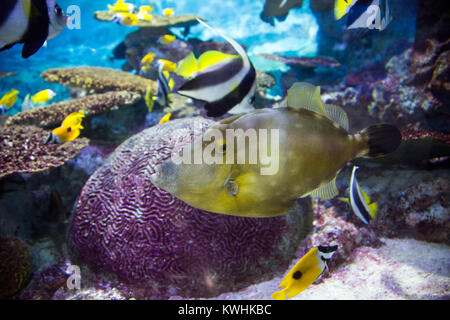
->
(151, 82, 401, 218)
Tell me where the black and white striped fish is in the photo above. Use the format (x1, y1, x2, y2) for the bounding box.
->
(0, 0, 69, 58)
(177, 18, 256, 117)
(349, 166, 378, 224)
(154, 61, 171, 108)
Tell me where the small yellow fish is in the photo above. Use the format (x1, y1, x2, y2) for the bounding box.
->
(159, 113, 172, 125)
(112, 12, 139, 26)
(45, 111, 85, 144)
(272, 246, 338, 300)
(162, 8, 174, 17)
(0, 89, 19, 108)
(334, 0, 356, 20)
(31, 89, 56, 104)
(108, 0, 135, 13)
(141, 52, 155, 65)
(158, 34, 176, 45)
(158, 59, 177, 72)
(141, 64, 150, 71)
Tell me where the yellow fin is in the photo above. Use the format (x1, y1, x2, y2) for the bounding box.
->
(334, 0, 355, 20)
(368, 202, 378, 219)
(310, 177, 338, 200)
(145, 86, 154, 112)
(168, 77, 175, 91)
(175, 52, 199, 77)
(198, 50, 239, 72)
(323, 103, 349, 130)
(287, 82, 327, 116)
(271, 288, 288, 300)
(338, 196, 350, 204)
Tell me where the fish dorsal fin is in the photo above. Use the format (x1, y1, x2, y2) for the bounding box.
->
(310, 177, 338, 200)
(323, 103, 349, 130)
(176, 51, 199, 78)
(198, 51, 239, 72)
(287, 82, 327, 116)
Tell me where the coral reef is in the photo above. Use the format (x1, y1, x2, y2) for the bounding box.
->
(5, 91, 141, 129)
(94, 11, 203, 32)
(68, 117, 313, 299)
(41, 67, 155, 95)
(0, 237, 32, 299)
(0, 125, 89, 179)
(320, 37, 450, 133)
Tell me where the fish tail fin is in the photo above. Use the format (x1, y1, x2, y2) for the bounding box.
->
(271, 288, 288, 300)
(358, 124, 401, 158)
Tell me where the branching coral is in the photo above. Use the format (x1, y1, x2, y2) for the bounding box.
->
(5, 91, 142, 129)
(0, 125, 89, 179)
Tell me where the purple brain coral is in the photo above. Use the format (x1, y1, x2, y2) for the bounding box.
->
(68, 117, 312, 299)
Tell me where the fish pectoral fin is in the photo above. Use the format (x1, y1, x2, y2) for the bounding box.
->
(310, 178, 339, 200)
(287, 82, 327, 116)
(323, 103, 349, 131)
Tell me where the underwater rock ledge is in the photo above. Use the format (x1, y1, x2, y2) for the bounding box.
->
(68, 117, 313, 299)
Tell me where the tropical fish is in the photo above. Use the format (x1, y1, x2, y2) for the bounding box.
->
(144, 85, 154, 112)
(152, 61, 173, 108)
(137, 4, 153, 20)
(260, 0, 304, 26)
(151, 82, 401, 217)
(107, 0, 135, 13)
(21, 94, 34, 112)
(339, 166, 378, 224)
(31, 89, 56, 104)
(336, 0, 392, 31)
(141, 52, 155, 65)
(139, 5, 153, 14)
(112, 12, 139, 26)
(44, 111, 85, 144)
(0, 89, 19, 113)
(162, 8, 174, 17)
(176, 50, 240, 79)
(159, 113, 172, 125)
(141, 64, 150, 71)
(271, 245, 338, 300)
(158, 59, 177, 72)
(176, 18, 257, 117)
(0, 0, 69, 58)
(158, 34, 176, 45)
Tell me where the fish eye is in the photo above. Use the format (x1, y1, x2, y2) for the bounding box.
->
(55, 4, 63, 16)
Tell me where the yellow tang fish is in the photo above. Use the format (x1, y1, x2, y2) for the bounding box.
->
(0, 89, 19, 108)
(31, 89, 56, 104)
(159, 113, 172, 125)
(108, 0, 135, 13)
(272, 245, 338, 300)
(44, 111, 85, 144)
(112, 12, 139, 26)
(158, 59, 177, 72)
(151, 82, 402, 218)
(162, 8, 174, 17)
(158, 34, 176, 45)
(141, 52, 155, 65)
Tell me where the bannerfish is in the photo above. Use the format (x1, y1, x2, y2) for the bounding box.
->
(107, 0, 136, 13)
(158, 34, 176, 45)
(151, 82, 401, 217)
(31, 89, 56, 104)
(176, 18, 256, 117)
(44, 111, 85, 144)
(112, 12, 139, 26)
(0, 0, 69, 58)
(162, 8, 174, 17)
(271, 245, 338, 300)
(159, 113, 172, 125)
(176, 50, 240, 79)
(347, 166, 378, 224)
(0, 88, 19, 113)
(152, 61, 173, 108)
(335, 0, 392, 31)
(260, 0, 304, 26)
